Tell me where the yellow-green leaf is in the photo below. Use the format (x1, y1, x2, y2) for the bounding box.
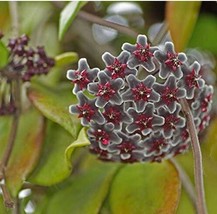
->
(65, 127, 90, 168)
(55, 52, 78, 67)
(28, 82, 81, 137)
(109, 161, 181, 214)
(28, 122, 76, 186)
(166, 2, 201, 51)
(0, 110, 45, 197)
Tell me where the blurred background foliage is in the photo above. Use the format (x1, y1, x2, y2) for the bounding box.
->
(0, 1, 217, 214)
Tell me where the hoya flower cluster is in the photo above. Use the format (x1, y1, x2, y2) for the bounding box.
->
(0, 34, 54, 116)
(67, 35, 214, 163)
(7, 35, 55, 82)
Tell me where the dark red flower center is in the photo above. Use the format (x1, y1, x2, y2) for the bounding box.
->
(106, 58, 127, 79)
(96, 82, 115, 101)
(148, 138, 167, 153)
(103, 106, 121, 124)
(77, 103, 95, 121)
(161, 87, 178, 105)
(133, 43, 153, 62)
(131, 83, 152, 102)
(163, 115, 180, 131)
(72, 69, 90, 90)
(94, 129, 110, 145)
(165, 52, 182, 71)
(135, 114, 153, 130)
(117, 141, 136, 153)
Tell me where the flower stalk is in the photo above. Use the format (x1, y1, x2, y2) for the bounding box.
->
(180, 98, 207, 214)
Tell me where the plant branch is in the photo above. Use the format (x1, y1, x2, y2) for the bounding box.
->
(170, 158, 196, 208)
(77, 11, 138, 39)
(0, 183, 14, 208)
(9, 1, 19, 37)
(180, 98, 207, 214)
(0, 1, 21, 210)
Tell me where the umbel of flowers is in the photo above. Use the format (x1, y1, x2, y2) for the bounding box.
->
(67, 35, 214, 163)
(0, 34, 54, 116)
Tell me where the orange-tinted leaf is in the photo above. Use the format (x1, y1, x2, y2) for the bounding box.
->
(166, 2, 201, 51)
(109, 161, 181, 214)
(2, 110, 45, 197)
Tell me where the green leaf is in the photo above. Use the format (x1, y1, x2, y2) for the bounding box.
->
(0, 41, 9, 68)
(42, 162, 119, 214)
(189, 14, 217, 54)
(166, 2, 201, 51)
(59, 1, 87, 40)
(65, 127, 90, 168)
(28, 121, 76, 186)
(55, 52, 78, 67)
(28, 82, 81, 137)
(109, 161, 181, 214)
(0, 110, 45, 197)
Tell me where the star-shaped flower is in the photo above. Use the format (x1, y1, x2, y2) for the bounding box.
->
(88, 72, 124, 108)
(126, 103, 164, 136)
(108, 132, 144, 163)
(140, 132, 171, 157)
(102, 51, 137, 79)
(87, 122, 121, 150)
(102, 103, 132, 130)
(122, 74, 160, 112)
(122, 34, 158, 71)
(154, 42, 187, 79)
(158, 105, 186, 138)
(191, 85, 213, 119)
(153, 75, 186, 113)
(67, 58, 99, 94)
(179, 61, 205, 99)
(69, 92, 105, 126)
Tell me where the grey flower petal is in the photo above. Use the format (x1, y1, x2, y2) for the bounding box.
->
(78, 58, 89, 70)
(66, 70, 76, 80)
(122, 89, 133, 101)
(126, 123, 138, 133)
(102, 52, 114, 65)
(152, 116, 164, 126)
(69, 105, 79, 114)
(137, 34, 147, 46)
(111, 94, 123, 105)
(96, 97, 107, 108)
(118, 51, 130, 62)
(135, 101, 146, 112)
(128, 58, 140, 68)
(92, 112, 105, 125)
(178, 53, 187, 62)
(122, 43, 136, 52)
(112, 78, 124, 90)
(88, 83, 98, 94)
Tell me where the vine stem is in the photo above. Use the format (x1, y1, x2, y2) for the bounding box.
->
(180, 98, 207, 214)
(77, 11, 138, 38)
(0, 1, 21, 210)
